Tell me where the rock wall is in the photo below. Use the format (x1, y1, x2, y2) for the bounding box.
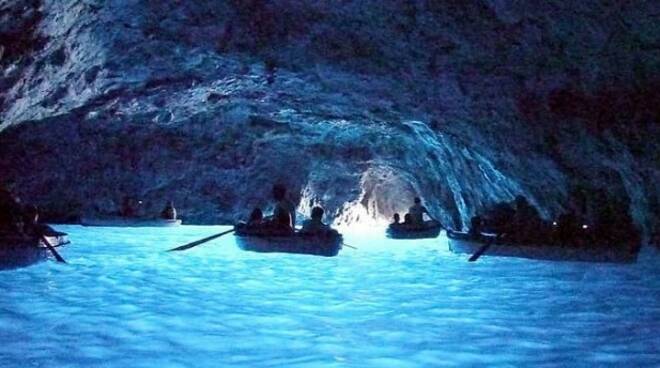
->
(0, 1, 658, 238)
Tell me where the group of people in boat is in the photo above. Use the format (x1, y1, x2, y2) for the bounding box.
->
(0, 185, 60, 242)
(241, 184, 335, 236)
(467, 195, 641, 248)
(242, 191, 440, 236)
(389, 197, 438, 230)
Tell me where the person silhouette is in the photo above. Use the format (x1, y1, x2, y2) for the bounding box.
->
(160, 201, 177, 220)
(271, 184, 295, 230)
(408, 197, 430, 227)
(248, 207, 264, 226)
(301, 207, 330, 234)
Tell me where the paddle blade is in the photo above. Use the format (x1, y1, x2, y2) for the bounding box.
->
(168, 229, 235, 252)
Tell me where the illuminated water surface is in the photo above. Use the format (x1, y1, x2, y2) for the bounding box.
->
(1, 225, 658, 367)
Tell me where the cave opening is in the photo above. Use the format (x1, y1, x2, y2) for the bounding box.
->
(333, 166, 420, 228)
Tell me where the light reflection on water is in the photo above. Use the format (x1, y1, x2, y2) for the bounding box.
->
(1, 225, 658, 367)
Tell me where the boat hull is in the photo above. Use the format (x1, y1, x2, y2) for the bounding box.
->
(447, 230, 639, 263)
(1, 234, 69, 270)
(81, 218, 182, 227)
(235, 227, 342, 257)
(387, 221, 442, 239)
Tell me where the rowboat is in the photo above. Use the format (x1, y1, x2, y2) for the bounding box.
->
(447, 230, 640, 263)
(234, 225, 342, 257)
(0, 233, 70, 270)
(81, 217, 182, 227)
(386, 220, 443, 239)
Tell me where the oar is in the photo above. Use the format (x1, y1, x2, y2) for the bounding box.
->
(468, 244, 491, 262)
(40, 234, 66, 263)
(168, 229, 235, 252)
(468, 235, 496, 262)
(342, 243, 358, 250)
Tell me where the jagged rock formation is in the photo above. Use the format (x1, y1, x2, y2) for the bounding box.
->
(0, 1, 658, 238)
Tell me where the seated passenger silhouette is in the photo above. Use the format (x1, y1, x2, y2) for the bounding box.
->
(469, 216, 482, 237)
(22, 204, 45, 237)
(511, 196, 542, 243)
(247, 207, 264, 227)
(160, 201, 177, 220)
(485, 201, 515, 237)
(391, 213, 401, 227)
(270, 184, 295, 232)
(301, 207, 330, 234)
(403, 213, 413, 227)
(408, 197, 430, 227)
(21, 204, 61, 238)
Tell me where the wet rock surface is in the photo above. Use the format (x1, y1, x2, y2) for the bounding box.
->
(0, 1, 658, 237)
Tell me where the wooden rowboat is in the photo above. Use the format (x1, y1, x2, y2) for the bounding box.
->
(386, 220, 442, 239)
(447, 230, 639, 263)
(81, 217, 182, 227)
(234, 224, 342, 257)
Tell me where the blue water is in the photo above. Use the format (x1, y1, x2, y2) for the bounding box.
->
(1, 225, 658, 367)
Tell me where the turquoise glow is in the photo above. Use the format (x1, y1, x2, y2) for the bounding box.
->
(1, 225, 658, 367)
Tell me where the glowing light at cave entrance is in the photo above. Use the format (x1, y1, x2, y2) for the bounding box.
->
(332, 201, 390, 234)
(297, 166, 419, 233)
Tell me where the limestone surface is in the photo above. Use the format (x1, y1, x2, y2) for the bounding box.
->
(0, 1, 658, 238)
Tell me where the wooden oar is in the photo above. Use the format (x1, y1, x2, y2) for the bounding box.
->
(168, 229, 235, 252)
(468, 235, 496, 262)
(468, 243, 491, 262)
(342, 243, 358, 250)
(40, 234, 66, 263)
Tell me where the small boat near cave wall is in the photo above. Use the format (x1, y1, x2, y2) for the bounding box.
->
(447, 230, 640, 263)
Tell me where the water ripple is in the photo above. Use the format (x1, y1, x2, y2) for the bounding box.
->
(1, 225, 658, 367)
